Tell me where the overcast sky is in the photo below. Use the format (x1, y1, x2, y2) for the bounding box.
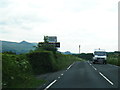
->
(0, 0, 119, 53)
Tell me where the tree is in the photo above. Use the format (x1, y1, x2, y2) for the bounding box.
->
(44, 36, 49, 43)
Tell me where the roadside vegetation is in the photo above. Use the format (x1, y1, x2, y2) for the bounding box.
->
(55, 53, 82, 70)
(80, 53, 93, 60)
(2, 53, 45, 88)
(107, 52, 120, 66)
(73, 53, 93, 61)
(2, 38, 82, 88)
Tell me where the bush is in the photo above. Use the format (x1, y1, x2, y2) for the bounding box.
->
(107, 53, 120, 66)
(73, 53, 93, 61)
(2, 54, 33, 88)
(27, 51, 57, 75)
(37, 43, 57, 54)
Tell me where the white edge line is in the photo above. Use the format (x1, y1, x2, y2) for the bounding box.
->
(92, 66, 97, 71)
(99, 72, 114, 85)
(89, 62, 114, 85)
(87, 61, 91, 65)
(93, 67, 97, 70)
(44, 80, 57, 90)
(88, 62, 97, 71)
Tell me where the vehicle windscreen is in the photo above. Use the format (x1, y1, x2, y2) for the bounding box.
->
(94, 51, 106, 56)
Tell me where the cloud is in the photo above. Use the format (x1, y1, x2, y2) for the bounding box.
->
(0, 0, 119, 53)
(0, 0, 11, 8)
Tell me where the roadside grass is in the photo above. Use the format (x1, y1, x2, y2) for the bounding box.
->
(12, 77, 46, 88)
(55, 53, 83, 70)
(107, 53, 120, 66)
(107, 56, 120, 66)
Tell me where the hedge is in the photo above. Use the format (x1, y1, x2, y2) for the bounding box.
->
(2, 54, 33, 88)
(27, 51, 57, 75)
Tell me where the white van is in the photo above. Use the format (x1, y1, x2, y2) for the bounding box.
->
(92, 49, 107, 64)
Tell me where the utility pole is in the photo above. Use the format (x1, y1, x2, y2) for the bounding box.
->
(79, 45, 80, 54)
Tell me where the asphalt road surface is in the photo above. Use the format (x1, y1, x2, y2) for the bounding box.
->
(43, 61, 119, 89)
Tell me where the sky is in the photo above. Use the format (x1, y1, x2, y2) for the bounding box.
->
(0, 0, 119, 53)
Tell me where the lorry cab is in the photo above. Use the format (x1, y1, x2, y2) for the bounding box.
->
(92, 49, 107, 64)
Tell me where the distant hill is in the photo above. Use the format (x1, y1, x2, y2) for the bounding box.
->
(64, 51, 72, 55)
(61, 51, 72, 55)
(1, 40, 38, 54)
(60, 51, 79, 55)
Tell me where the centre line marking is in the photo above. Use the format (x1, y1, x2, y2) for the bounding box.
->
(44, 80, 57, 90)
(94, 68, 97, 70)
(67, 65, 72, 70)
(67, 62, 75, 70)
(99, 72, 114, 85)
(61, 74, 63, 76)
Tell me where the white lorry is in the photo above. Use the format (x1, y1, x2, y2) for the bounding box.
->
(92, 49, 107, 64)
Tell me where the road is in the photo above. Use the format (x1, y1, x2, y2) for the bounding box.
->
(43, 61, 119, 89)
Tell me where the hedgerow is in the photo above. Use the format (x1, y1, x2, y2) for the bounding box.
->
(27, 51, 57, 74)
(2, 54, 33, 88)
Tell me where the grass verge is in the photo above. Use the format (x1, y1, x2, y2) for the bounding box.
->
(12, 77, 46, 88)
(55, 53, 83, 70)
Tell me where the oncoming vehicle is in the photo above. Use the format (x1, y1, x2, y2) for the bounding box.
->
(92, 49, 107, 64)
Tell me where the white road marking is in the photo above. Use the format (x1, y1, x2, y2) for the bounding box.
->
(87, 61, 89, 63)
(88, 61, 97, 71)
(67, 64, 72, 70)
(58, 77, 60, 79)
(92, 66, 97, 71)
(89, 63, 114, 86)
(94, 68, 97, 70)
(67, 62, 75, 70)
(44, 80, 57, 90)
(61, 73, 64, 76)
(99, 72, 114, 85)
(87, 61, 92, 65)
